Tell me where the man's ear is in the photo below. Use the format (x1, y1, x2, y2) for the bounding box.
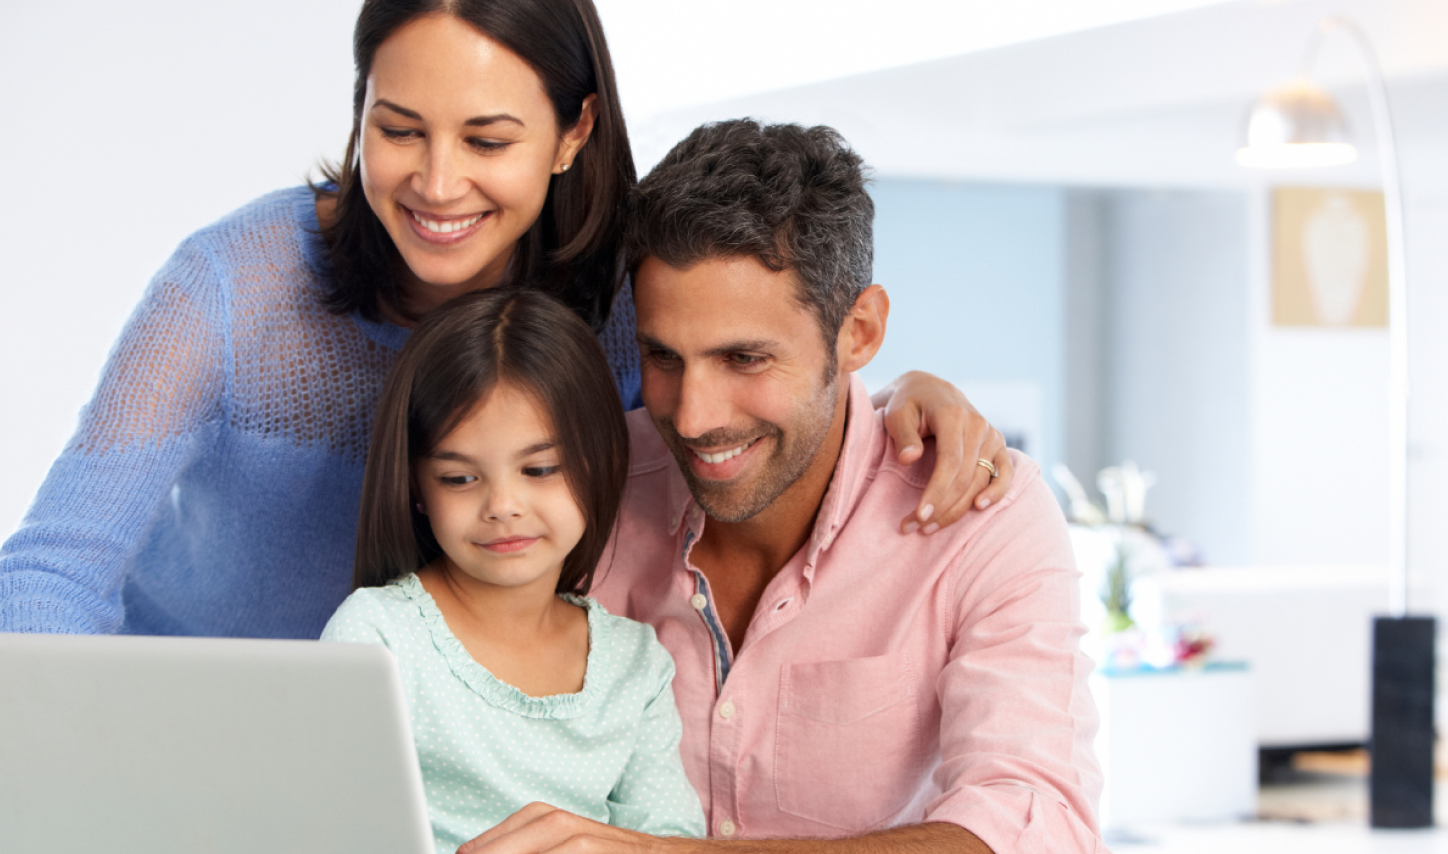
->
(836, 284, 889, 374)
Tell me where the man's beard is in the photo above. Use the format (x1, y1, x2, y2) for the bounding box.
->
(655, 375, 839, 524)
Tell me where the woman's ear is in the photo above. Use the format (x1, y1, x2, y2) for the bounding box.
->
(554, 94, 598, 174)
(836, 284, 889, 374)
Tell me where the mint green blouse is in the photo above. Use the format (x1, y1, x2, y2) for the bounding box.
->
(321, 574, 704, 853)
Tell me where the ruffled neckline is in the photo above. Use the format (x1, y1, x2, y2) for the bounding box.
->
(393, 573, 606, 720)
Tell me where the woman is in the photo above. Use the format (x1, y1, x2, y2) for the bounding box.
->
(0, 0, 1010, 638)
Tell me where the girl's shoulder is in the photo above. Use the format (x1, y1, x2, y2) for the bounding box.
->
(563, 595, 675, 681)
(321, 576, 428, 645)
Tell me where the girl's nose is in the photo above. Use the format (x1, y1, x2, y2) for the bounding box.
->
(481, 483, 524, 521)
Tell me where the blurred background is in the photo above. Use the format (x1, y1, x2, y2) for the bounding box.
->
(3, 0, 1447, 848)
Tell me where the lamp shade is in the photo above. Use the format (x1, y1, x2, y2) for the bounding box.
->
(1236, 78, 1357, 168)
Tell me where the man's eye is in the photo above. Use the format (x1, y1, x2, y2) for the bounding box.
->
(729, 353, 765, 367)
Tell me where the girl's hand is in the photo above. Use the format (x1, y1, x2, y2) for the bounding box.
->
(872, 371, 1013, 534)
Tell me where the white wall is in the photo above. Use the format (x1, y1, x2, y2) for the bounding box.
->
(863, 180, 1067, 474)
(1100, 190, 1252, 565)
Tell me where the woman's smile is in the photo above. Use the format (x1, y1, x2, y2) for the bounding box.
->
(405, 206, 492, 244)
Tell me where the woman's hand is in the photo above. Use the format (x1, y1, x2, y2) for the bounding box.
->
(873, 371, 1013, 534)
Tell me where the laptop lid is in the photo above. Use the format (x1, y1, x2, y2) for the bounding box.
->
(0, 632, 434, 854)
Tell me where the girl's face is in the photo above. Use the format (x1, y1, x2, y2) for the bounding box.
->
(414, 382, 586, 595)
(360, 14, 595, 314)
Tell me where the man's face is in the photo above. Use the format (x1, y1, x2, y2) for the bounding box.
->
(634, 256, 845, 523)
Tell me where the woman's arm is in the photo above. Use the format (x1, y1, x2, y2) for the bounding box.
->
(0, 237, 226, 633)
(873, 371, 1013, 534)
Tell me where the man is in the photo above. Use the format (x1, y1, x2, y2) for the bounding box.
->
(464, 120, 1104, 854)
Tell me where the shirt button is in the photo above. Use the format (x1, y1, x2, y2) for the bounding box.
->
(690, 593, 708, 611)
(719, 819, 737, 837)
(719, 700, 736, 720)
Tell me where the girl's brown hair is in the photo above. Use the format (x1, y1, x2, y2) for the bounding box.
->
(354, 288, 629, 593)
(316, 0, 635, 331)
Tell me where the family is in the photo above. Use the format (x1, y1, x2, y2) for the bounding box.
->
(0, 1, 1104, 852)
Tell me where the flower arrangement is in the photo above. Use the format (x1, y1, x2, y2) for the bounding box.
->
(1055, 461, 1215, 672)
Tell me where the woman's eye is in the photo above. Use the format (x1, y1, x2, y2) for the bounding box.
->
(523, 465, 561, 479)
(441, 474, 476, 486)
(379, 127, 420, 140)
(468, 138, 511, 152)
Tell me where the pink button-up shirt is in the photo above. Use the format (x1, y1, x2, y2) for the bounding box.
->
(592, 376, 1104, 853)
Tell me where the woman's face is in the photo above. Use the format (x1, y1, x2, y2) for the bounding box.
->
(360, 14, 594, 314)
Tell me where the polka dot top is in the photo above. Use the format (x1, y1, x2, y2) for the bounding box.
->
(321, 574, 705, 853)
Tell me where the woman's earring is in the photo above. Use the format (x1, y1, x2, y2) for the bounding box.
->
(560, 163, 570, 173)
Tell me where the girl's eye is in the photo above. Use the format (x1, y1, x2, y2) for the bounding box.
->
(441, 474, 476, 486)
(523, 465, 561, 479)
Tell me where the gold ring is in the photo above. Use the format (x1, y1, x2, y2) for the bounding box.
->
(977, 458, 998, 479)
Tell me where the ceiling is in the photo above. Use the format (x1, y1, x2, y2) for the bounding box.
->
(595, 0, 1236, 120)
(624, 0, 1448, 187)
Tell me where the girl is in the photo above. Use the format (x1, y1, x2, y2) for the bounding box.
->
(0, 0, 1008, 638)
(322, 287, 703, 851)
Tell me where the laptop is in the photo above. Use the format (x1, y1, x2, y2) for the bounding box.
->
(0, 632, 434, 854)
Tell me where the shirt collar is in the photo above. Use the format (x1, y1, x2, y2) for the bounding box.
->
(801, 374, 880, 570)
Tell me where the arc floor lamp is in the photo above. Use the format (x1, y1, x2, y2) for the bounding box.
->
(1237, 16, 1433, 829)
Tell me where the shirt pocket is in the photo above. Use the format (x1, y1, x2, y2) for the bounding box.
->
(775, 654, 927, 832)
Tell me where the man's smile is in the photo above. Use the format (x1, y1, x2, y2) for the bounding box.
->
(689, 438, 760, 465)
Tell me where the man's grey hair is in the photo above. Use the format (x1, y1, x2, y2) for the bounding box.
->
(626, 119, 874, 344)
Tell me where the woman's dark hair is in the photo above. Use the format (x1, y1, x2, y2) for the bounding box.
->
(354, 288, 629, 593)
(315, 0, 635, 331)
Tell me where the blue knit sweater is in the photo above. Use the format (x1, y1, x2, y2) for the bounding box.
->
(0, 187, 642, 638)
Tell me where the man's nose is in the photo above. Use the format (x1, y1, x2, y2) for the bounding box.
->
(671, 363, 731, 442)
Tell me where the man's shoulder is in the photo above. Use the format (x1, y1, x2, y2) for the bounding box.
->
(592, 412, 687, 612)
(625, 408, 676, 476)
(850, 406, 1052, 541)
(620, 409, 690, 517)
(843, 426, 1072, 595)
(874, 434, 1046, 513)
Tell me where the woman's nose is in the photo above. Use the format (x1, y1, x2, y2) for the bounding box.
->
(416, 142, 468, 205)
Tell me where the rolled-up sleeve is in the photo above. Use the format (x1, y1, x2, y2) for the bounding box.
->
(925, 477, 1105, 854)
